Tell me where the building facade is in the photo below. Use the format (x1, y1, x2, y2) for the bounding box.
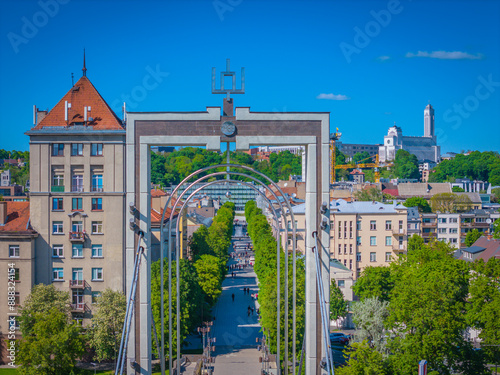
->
(26, 71, 126, 326)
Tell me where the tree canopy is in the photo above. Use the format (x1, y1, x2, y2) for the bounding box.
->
(402, 197, 432, 213)
(352, 266, 393, 302)
(330, 279, 348, 321)
(393, 150, 420, 180)
(465, 228, 482, 247)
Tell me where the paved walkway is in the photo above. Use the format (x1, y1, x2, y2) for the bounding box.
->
(211, 223, 264, 375)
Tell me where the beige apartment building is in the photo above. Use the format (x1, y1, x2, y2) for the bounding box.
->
(290, 199, 408, 279)
(0, 201, 38, 363)
(26, 70, 126, 325)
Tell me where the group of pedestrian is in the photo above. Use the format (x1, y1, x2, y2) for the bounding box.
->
(243, 287, 251, 294)
(247, 305, 254, 316)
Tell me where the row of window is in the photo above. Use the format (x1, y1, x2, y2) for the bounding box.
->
(337, 252, 393, 270)
(52, 244, 103, 258)
(53, 267, 103, 281)
(437, 228, 459, 234)
(52, 174, 103, 192)
(72, 290, 102, 305)
(337, 236, 398, 251)
(52, 143, 103, 156)
(52, 197, 103, 211)
(52, 220, 103, 234)
(336, 220, 404, 239)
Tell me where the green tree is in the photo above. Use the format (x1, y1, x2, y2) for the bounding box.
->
(352, 266, 393, 302)
(19, 284, 70, 336)
(336, 341, 391, 375)
(353, 187, 391, 202)
(465, 228, 482, 247)
(352, 151, 371, 164)
(188, 225, 212, 260)
(351, 297, 390, 354)
(87, 289, 126, 362)
(387, 241, 476, 375)
(493, 218, 500, 239)
(194, 254, 223, 305)
(330, 279, 348, 321)
(403, 197, 431, 213)
(394, 150, 420, 180)
(17, 308, 84, 375)
(430, 192, 473, 213)
(452, 186, 465, 192)
(407, 234, 425, 252)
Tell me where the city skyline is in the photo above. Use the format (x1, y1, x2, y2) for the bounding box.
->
(1, 0, 499, 153)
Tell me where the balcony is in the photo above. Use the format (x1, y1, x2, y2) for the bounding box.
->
(91, 185, 104, 192)
(392, 228, 406, 236)
(71, 185, 84, 193)
(421, 221, 436, 227)
(70, 303, 86, 313)
(69, 280, 85, 289)
(461, 221, 474, 227)
(51, 185, 64, 192)
(393, 243, 407, 251)
(69, 231, 85, 242)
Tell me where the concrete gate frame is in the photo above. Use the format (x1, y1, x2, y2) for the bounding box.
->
(125, 99, 331, 375)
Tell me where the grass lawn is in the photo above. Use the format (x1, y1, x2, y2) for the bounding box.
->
(0, 369, 166, 375)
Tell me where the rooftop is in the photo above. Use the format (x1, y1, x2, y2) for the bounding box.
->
(0, 202, 37, 236)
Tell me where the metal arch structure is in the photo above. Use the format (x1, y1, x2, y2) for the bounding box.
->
(125, 83, 331, 374)
(159, 165, 298, 375)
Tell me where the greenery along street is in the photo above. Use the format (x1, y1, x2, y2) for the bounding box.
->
(151, 202, 235, 361)
(339, 237, 500, 375)
(244, 200, 306, 359)
(15, 202, 235, 375)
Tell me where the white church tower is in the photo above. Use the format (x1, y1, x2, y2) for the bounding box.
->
(424, 104, 435, 138)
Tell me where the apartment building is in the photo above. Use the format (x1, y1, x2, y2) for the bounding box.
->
(26, 69, 126, 326)
(0, 202, 38, 363)
(288, 200, 408, 279)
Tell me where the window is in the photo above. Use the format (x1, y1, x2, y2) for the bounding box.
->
(52, 143, 64, 156)
(357, 220, 361, 230)
(13, 268, 19, 281)
(72, 220, 83, 233)
(91, 174, 103, 192)
(356, 252, 361, 262)
(92, 268, 103, 281)
(370, 236, 376, 246)
(349, 244, 353, 254)
(344, 244, 347, 254)
(52, 221, 63, 234)
(450, 238, 458, 244)
(72, 198, 82, 211)
(357, 236, 361, 245)
(450, 218, 458, 223)
(438, 228, 447, 234)
(385, 220, 392, 230)
(338, 221, 342, 239)
(438, 218, 447, 224)
(370, 252, 377, 262)
(91, 291, 102, 304)
(52, 174, 64, 187)
(71, 143, 83, 156)
(450, 228, 458, 234)
(385, 236, 392, 246)
(72, 244, 83, 258)
(92, 221, 103, 234)
(92, 198, 103, 210)
(349, 259, 353, 269)
(53, 267, 64, 281)
(72, 174, 84, 192)
(92, 244, 103, 258)
(338, 244, 341, 254)
(52, 197, 63, 210)
(72, 268, 83, 281)
(370, 221, 376, 230)
(52, 245, 63, 258)
(337, 280, 345, 288)
(91, 143, 103, 156)
(344, 221, 347, 238)
(385, 252, 392, 262)
(9, 245, 19, 258)
(349, 221, 353, 238)
(344, 259, 347, 266)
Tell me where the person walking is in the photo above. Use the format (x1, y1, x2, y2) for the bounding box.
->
(232, 293, 235, 302)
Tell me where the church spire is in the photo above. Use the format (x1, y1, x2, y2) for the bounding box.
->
(82, 49, 87, 77)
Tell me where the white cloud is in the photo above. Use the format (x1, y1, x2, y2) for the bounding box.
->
(316, 93, 350, 100)
(405, 50, 484, 60)
(377, 55, 391, 62)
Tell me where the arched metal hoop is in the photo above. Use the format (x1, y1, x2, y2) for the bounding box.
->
(157, 164, 298, 375)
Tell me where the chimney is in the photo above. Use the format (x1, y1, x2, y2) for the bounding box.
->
(0, 201, 7, 225)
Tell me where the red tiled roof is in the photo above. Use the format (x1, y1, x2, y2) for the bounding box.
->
(0, 202, 36, 235)
(462, 236, 500, 262)
(151, 188, 168, 197)
(151, 207, 179, 224)
(33, 76, 123, 130)
(383, 188, 399, 197)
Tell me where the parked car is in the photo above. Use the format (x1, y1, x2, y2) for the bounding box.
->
(329, 332, 350, 345)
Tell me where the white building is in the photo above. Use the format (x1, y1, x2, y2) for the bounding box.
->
(379, 104, 440, 163)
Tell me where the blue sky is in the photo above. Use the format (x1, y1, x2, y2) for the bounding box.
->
(1, 0, 499, 153)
